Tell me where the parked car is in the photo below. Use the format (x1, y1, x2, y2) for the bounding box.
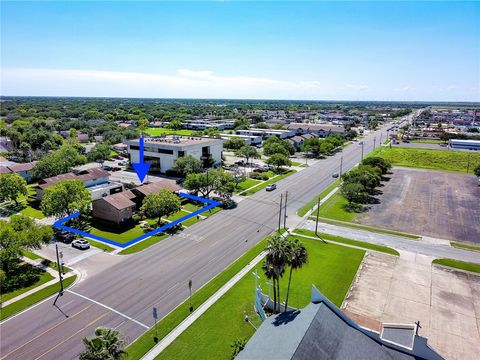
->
(265, 183, 277, 191)
(332, 173, 339, 178)
(72, 239, 90, 250)
(118, 161, 128, 166)
(55, 230, 75, 243)
(103, 165, 112, 171)
(111, 167, 121, 172)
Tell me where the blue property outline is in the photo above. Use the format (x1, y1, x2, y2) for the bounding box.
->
(53, 192, 220, 248)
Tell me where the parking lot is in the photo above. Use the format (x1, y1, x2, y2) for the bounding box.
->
(36, 240, 102, 266)
(343, 251, 480, 360)
(358, 167, 480, 243)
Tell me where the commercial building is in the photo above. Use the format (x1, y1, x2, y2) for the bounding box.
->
(238, 287, 442, 360)
(182, 119, 235, 130)
(449, 139, 480, 151)
(285, 123, 347, 137)
(236, 128, 295, 139)
(220, 133, 263, 146)
(126, 136, 223, 173)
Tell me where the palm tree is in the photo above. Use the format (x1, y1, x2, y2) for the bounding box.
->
(284, 239, 308, 312)
(262, 260, 277, 312)
(264, 236, 290, 313)
(79, 327, 127, 360)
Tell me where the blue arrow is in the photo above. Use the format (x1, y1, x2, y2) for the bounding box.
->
(132, 137, 151, 183)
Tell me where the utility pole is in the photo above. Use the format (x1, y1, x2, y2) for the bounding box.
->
(379, 133, 383, 145)
(188, 279, 193, 312)
(340, 156, 343, 177)
(53, 243, 64, 306)
(373, 137, 376, 150)
(278, 193, 283, 232)
(315, 196, 321, 235)
(283, 191, 288, 229)
(361, 142, 364, 161)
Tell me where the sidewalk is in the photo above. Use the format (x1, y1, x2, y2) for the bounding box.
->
(141, 250, 268, 360)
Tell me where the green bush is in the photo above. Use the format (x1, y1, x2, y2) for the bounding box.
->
(249, 172, 269, 180)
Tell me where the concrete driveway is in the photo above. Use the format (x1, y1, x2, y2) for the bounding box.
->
(343, 251, 480, 360)
(36, 241, 102, 266)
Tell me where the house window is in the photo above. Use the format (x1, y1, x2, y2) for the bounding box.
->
(178, 151, 185, 157)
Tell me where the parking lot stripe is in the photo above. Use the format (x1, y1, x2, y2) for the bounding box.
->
(67, 290, 149, 329)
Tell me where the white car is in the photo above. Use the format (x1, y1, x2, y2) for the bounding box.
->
(265, 184, 277, 191)
(72, 239, 90, 250)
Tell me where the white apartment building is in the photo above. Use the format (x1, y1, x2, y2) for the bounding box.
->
(126, 136, 224, 173)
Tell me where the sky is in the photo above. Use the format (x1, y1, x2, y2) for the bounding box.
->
(1, 1, 479, 102)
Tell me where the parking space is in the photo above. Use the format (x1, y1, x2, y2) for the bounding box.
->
(343, 251, 480, 360)
(36, 241, 102, 266)
(358, 167, 480, 243)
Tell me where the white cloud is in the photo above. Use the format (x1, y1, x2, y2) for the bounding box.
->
(0, 68, 331, 100)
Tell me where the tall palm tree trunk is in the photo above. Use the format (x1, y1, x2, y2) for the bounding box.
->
(284, 266, 293, 312)
(272, 278, 277, 313)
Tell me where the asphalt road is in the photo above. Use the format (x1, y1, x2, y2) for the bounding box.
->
(0, 122, 411, 359)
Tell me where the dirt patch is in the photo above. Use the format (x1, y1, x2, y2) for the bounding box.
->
(358, 168, 480, 243)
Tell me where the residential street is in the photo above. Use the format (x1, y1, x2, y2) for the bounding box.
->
(2, 118, 469, 360)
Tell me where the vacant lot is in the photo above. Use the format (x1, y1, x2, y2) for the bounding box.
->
(359, 168, 480, 243)
(373, 146, 480, 173)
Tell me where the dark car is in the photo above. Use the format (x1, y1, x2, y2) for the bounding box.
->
(55, 230, 75, 243)
(332, 173, 339, 178)
(103, 165, 112, 171)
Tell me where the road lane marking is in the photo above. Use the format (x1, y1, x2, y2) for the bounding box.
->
(67, 290, 149, 329)
(2, 305, 93, 359)
(34, 312, 109, 360)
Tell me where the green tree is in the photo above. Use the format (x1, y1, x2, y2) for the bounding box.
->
(172, 155, 203, 177)
(19, 142, 32, 161)
(284, 239, 308, 312)
(223, 138, 245, 150)
(0, 173, 27, 206)
(340, 182, 368, 205)
(137, 117, 149, 135)
(167, 119, 183, 130)
(184, 169, 235, 199)
(474, 165, 480, 177)
(140, 189, 181, 226)
(41, 179, 91, 218)
(361, 157, 392, 175)
(342, 166, 381, 195)
(263, 236, 290, 313)
(235, 145, 260, 165)
(0, 215, 53, 287)
(266, 154, 291, 173)
(79, 327, 127, 360)
(87, 143, 111, 163)
(301, 138, 322, 157)
(346, 129, 358, 140)
(32, 145, 87, 179)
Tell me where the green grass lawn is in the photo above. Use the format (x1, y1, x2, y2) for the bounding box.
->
(316, 191, 357, 222)
(307, 217, 421, 239)
(1, 270, 54, 302)
(293, 229, 400, 256)
(0, 275, 77, 321)
(125, 239, 269, 359)
(410, 139, 443, 144)
(119, 234, 169, 255)
(182, 202, 202, 213)
(19, 204, 45, 219)
(450, 242, 480, 252)
(156, 237, 365, 360)
(87, 238, 116, 252)
(235, 178, 261, 192)
(432, 258, 480, 273)
(297, 179, 341, 216)
(90, 224, 147, 244)
(372, 146, 480, 173)
(145, 128, 194, 136)
(241, 170, 296, 196)
(23, 251, 73, 273)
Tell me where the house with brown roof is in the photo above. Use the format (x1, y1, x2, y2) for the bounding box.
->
(7, 161, 38, 182)
(92, 191, 136, 225)
(91, 180, 182, 224)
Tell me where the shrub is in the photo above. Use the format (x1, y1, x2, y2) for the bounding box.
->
(249, 172, 269, 180)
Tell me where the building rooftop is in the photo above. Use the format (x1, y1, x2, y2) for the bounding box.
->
(97, 191, 136, 210)
(238, 287, 443, 360)
(128, 136, 222, 147)
(7, 161, 38, 172)
(133, 180, 182, 196)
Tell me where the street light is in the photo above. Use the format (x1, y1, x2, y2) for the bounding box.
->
(358, 141, 364, 161)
